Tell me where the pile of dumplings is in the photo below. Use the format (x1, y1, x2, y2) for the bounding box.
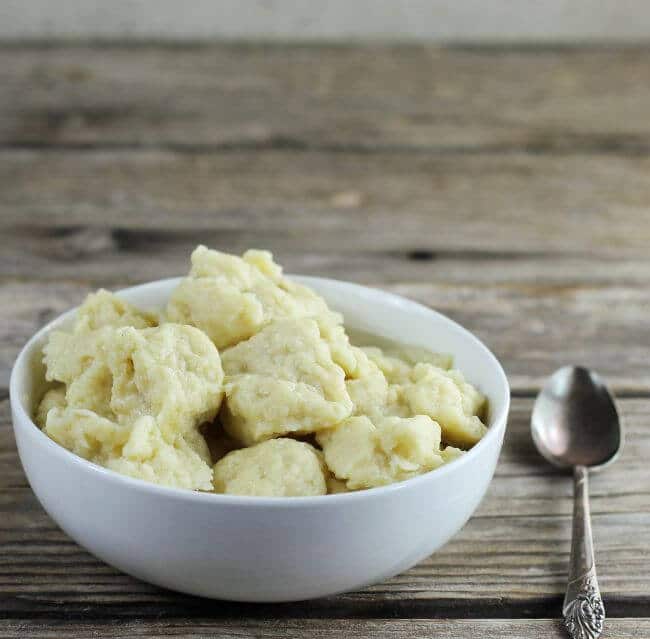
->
(37, 246, 488, 496)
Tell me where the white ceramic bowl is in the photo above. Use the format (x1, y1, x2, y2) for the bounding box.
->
(10, 276, 510, 602)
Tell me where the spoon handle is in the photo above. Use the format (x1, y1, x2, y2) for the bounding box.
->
(563, 465, 605, 639)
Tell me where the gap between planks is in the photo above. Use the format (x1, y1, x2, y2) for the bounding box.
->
(3, 140, 650, 156)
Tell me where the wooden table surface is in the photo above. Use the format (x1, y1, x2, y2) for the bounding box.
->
(1, 43, 649, 638)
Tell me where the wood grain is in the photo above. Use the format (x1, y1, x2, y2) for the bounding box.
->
(1, 618, 649, 639)
(3, 46, 650, 152)
(2, 397, 648, 621)
(3, 149, 650, 258)
(4, 224, 650, 288)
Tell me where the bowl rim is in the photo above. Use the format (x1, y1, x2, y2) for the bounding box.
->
(10, 275, 510, 508)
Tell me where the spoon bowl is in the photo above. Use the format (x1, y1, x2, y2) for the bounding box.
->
(531, 365, 622, 470)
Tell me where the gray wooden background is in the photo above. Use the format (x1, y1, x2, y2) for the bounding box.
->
(0, 43, 649, 638)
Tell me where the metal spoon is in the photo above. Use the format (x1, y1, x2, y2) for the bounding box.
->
(531, 366, 622, 639)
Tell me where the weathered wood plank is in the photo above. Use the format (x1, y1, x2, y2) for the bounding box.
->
(3, 46, 650, 152)
(3, 225, 650, 287)
(1, 398, 648, 617)
(3, 150, 650, 258)
(1, 618, 649, 639)
(2, 274, 650, 392)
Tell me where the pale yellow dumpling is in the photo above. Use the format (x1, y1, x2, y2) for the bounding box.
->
(362, 345, 452, 384)
(317, 414, 444, 490)
(167, 246, 341, 350)
(35, 385, 67, 428)
(220, 318, 353, 445)
(441, 445, 466, 463)
(39, 290, 224, 491)
(106, 324, 224, 439)
(42, 290, 159, 420)
(361, 345, 487, 447)
(213, 438, 327, 497)
(45, 324, 224, 440)
(74, 289, 158, 333)
(345, 347, 389, 418)
(45, 410, 213, 490)
(400, 364, 487, 448)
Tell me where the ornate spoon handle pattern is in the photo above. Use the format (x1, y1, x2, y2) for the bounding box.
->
(563, 466, 605, 639)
